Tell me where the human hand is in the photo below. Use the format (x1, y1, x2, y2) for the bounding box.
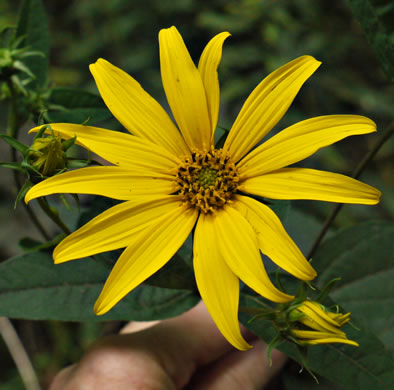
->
(50, 302, 287, 390)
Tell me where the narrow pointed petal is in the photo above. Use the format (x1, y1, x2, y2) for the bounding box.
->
(25, 166, 177, 203)
(300, 318, 336, 333)
(90, 59, 190, 157)
(29, 124, 180, 173)
(159, 26, 211, 151)
(298, 306, 345, 335)
(234, 195, 316, 280)
(238, 115, 377, 178)
(53, 195, 182, 262)
(292, 331, 359, 346)
(305, 338, 359, 346)
(198, 32, 231, 138)
(214, 207, 293, 303)
(194, 213, 251, 351)
(224, 56, 321, 162)
(302, 301, 344, 328)
(240, 168, 382, 205)
(94, 204, 198, 315)
(328, 312, 351, 326)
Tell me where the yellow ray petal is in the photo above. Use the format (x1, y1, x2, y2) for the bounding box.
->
(327, 312, 351, 326)
(198, 32, 231, 139)
(240, 168, 382, 205)
(302, 301, 344, 328)
(29, 124, 179, 173)
(234, 195, 316, 280)
(292, 330, 359, 346)
(89, 59, 190, 157)
(292, 330, 345, 340)
(194, 213, 251, 351)
(300, 317, 335, 333)
(53, 195, 182, 262)
(223, 56, 321, 162)
(297, 305, 345, 335)
(214, 206, 293, 303)
(94, 204, 198, 315)
(159, 26, 211, 151)
(238, 115, 377, 178)
(25, 166, 177, 203)
(303, 338, 359, 346)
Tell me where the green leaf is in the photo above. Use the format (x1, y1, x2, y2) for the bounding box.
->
(14, 179, 33, 208)
(0, 134, 28, 155)
(77, 195, 120, 228)
(15, 0, 49, 88)
(313, 220, 394, 349)
(269, 199, 290, 223)
(46, 87, 112, 125)
(346, 0, 394, 80)
(288, 209, 327, 255)
(65, 159, 93, 169)
(18, 234, 64, 252)
(12, 59, 35, 78)
(145, 252, 197, 290)
(282, 368, 343, 390)
(0, 161, 25, 172)
(240, 292, 394, 390)
(0, 251, 199, 321)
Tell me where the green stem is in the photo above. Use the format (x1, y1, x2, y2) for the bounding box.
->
(307, 122, 394, 260)
(6, 79, 51, 241)
(13, 173, 51, 241)
(37, 197, 71, 235)
(6, 80, 18, 138)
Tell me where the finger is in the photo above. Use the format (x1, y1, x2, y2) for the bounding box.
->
(49, 365, 76, 390)
(188, 339, 287, 390)
(48, 301, 250, 390)
(117, 301, 251, 388)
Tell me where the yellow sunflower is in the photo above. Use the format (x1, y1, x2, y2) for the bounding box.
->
(25, 26, 380, 350)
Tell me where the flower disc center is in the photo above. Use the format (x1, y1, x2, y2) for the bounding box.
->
(176, 149, 239, 213)
(197, 167, 218, 188)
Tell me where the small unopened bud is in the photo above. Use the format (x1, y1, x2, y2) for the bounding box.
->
(288, 300, 358, 347)
(29, 136, 66, 176)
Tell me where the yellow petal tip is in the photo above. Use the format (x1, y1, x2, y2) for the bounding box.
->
(24, 187, 38, 204)
(53, 257, 64, 265)
(93, 304, 104, 316)
(94, 299, 111, 316)
(304, 268, 318, 281)
(24, 193, 31, 205)
(90, 57, 103, 66)
(236, 341, 253, 351)
(279, 293, 294, 303)
(53, 256, 68, 265)
(53, 245, 73, 264)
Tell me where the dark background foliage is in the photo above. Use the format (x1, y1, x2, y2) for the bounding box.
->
(0, 0, 392, 388)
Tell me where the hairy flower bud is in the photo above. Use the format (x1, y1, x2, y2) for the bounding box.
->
(29, 136, 66, 176)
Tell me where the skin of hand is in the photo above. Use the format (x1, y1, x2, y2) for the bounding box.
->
(50, 301, 287, 390)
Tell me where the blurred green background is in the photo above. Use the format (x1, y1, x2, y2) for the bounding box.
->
(0, 0, 392, 388)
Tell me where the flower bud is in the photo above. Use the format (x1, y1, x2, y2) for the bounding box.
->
(28, 136, 66, 176)
(288, 300, 358, 346)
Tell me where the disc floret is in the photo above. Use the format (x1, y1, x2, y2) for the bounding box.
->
(176, 149, 239, 213)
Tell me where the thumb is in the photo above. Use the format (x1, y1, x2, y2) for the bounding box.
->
(188, 338, 287, 389)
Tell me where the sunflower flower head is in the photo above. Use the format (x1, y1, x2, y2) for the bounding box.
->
(25, 26, 380, 351)
(287, 300, 358, 347)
